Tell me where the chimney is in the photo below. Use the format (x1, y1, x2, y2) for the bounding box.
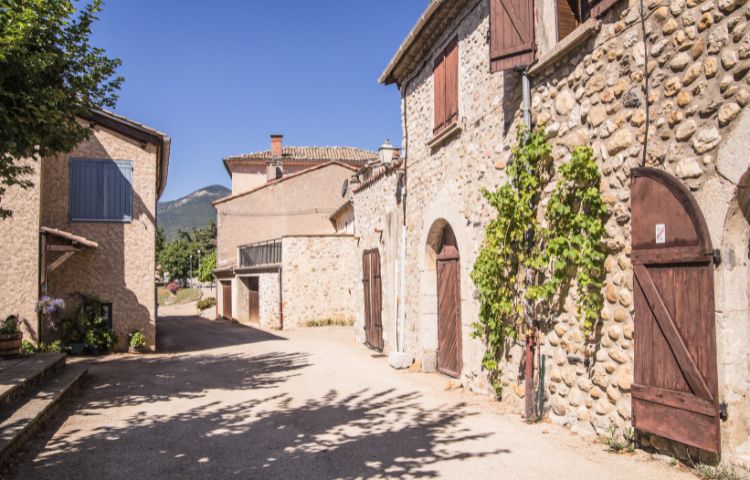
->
(268, 134, 284, 182)
(271, 134, 283, 157)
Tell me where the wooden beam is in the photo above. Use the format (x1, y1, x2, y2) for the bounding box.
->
(48, 251, 76, 273)
(40, 233, 47, 291)
(47, 245, 81, 253)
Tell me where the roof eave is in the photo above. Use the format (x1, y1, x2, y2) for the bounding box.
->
(379, 0, 446, 85)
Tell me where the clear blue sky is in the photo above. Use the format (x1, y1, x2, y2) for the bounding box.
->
(90, 1, 429, 201)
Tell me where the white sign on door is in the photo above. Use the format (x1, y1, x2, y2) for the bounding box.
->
(655, 223, 666, 244)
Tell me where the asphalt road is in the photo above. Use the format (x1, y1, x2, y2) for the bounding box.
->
(4, 304, 697, 479)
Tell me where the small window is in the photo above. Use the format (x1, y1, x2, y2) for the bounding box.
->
(433, 38, 459, 135)
(556, 0, 621, 41)
(69, 159, 133, 222)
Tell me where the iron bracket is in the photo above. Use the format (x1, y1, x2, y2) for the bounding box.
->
(713, 249, 722, 266)
(720, 402, 729, 422)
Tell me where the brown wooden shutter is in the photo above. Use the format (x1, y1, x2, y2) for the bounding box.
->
(445, 39, 459, 127)
(490, 0, 535, 72)
(557, 0, 579, 41)
(433, 53, 446, 134)
(589, 0, 621, 17)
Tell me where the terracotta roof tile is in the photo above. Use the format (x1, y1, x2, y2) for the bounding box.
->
(225, 146, 376, 164)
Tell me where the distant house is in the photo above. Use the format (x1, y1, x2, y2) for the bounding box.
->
(214, 134, 373, 328)
(0, 110, 170, 351)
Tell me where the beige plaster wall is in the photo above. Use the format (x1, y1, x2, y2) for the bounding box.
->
(215, 164, 355, 268)
(41, 125, 159, 351)
(0, 158, 41, 340)
(232, 171, 266, 195)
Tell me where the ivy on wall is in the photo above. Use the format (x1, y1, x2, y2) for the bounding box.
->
(471, 126, 608, 396)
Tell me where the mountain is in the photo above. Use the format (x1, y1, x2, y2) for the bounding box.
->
(157, 185, 231, 239)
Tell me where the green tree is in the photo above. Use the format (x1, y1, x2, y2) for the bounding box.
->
(198, 250, 216, 283)
(156, 225, 166, 257)
(0, 0, 123, 218)
(158, 239, 192, 282)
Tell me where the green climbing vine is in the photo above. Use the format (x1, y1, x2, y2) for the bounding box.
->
(471, 126, 608, 397)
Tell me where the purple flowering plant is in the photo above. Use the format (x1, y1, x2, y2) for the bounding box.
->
(36, 296, 66, 316)
(167, 282, 180, 295)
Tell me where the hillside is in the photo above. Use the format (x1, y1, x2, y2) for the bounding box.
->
(157, 185, 230, 239)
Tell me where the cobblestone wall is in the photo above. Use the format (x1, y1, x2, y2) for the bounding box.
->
(280, 235, 358, 328)
(259, 272, 280, 329)
(351, 165, 403, 351)
(395, 0, 750, 458)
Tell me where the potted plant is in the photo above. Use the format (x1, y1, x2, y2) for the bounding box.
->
(0, 315, 22, 357)
(128, 331, 146, 353)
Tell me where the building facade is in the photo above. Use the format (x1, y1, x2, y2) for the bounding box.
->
(214, 137, 374, 329)
(373, 0, 750, 464)
(0, 110, 170, 351)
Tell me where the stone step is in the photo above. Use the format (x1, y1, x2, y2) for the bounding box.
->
(0, 364, 87, 464)
(0, 353, 66, 410)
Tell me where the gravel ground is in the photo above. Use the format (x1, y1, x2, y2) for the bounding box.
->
(2, 303, 698, 479)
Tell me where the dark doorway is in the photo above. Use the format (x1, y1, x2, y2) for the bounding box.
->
(631, 168, 720, 454)
(436, 226, 462, 378)
(221, 281, 232, 321)
(362, 249, 384, 351)
(248, 277, 260, 324)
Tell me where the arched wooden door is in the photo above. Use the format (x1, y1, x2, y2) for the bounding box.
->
(363, 249, 383, 351)
(436, 227, 462, 378)
(631, 168, 720, 453)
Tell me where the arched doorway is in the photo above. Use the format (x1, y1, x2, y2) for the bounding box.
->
(436, 225, 462, 378)
(631, 168, 720, 454)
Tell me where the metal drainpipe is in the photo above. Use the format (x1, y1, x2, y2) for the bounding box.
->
(278, 266, 284, 330)
(522, 69, 532, 129)
(397, 75, 411, 354)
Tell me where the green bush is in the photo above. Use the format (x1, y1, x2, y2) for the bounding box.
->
(196, 297, 216, 312)
(61, 294, 117, 354)
(0, 315, 20, 335)
(21, 339, 63, 354)
(128, 331, 146, 348)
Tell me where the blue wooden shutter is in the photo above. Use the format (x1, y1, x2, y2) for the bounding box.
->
(69, 159, 133, 221)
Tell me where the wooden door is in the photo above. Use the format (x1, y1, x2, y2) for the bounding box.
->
(248, 277, 259, 324)
(631, 168, 720, 453)
(362, 250, 384, 351)
(437, 243, 462, 378)
(222, 281, 232, 321)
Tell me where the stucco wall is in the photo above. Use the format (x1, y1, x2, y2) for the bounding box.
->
(41, 125, 159, 351)
(231, 171, 266, 195)
(395, 0, 750, 460)
(351, 166, 403, 352)
(215, 164, 355, 269)
(0, 158, 41, 340)
(280, 235, 358, 328)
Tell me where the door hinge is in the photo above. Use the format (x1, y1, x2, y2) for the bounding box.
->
(719, 402, 728, 421)
(713, 249, 722, 266)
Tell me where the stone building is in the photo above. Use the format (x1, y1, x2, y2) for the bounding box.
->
(373, 0, 750, 465)
(213, 136, 373, 329)
(0, 110, 170, 351)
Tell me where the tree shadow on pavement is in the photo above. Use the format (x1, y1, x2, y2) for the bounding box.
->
(10, 388, 509, 479)
(156, 314, 288, 354)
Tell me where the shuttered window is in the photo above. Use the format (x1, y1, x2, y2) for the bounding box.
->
(557, 0, 580, 41)
(433, 38, 459, 135)
(489, 0, 535, 72)
(69, 159, 133, 222)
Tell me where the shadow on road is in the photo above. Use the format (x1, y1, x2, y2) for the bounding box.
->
(15, 388, 508, 479)
(156, 314, 288, 354)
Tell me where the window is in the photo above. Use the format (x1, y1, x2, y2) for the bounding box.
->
(556, 0, 619, 41)
(69, 159, 133, 222)
(433, 38, 459, 135)
(490, 0, 621, 71)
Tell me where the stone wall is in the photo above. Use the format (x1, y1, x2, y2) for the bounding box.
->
(394, 0, 750, 459)
(351, 165, 403, 351)
(398, 0, 515, 394)
(259, 272, 280, 329)
(0, 158, 41, 340)
(42, 125, 159, 351)
(280, 235, 358, 328)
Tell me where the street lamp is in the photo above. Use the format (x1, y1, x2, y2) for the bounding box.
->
(378, 139, 397, 166)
